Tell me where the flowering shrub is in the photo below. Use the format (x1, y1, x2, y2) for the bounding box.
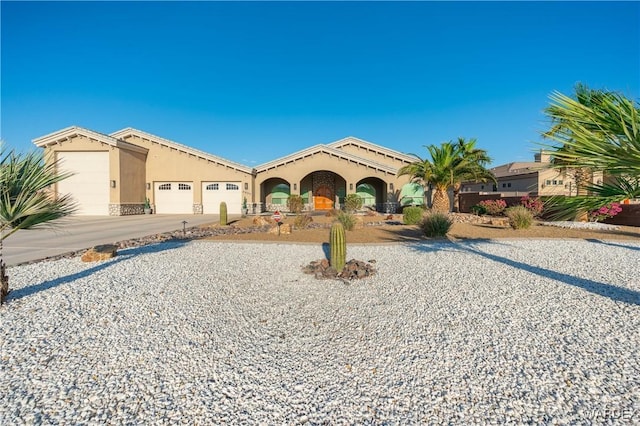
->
(520, 196, 544, 217)
(589, 202, 623, 222)
(478, 199, 507, 216)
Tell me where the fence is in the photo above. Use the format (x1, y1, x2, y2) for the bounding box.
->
(459, 193, 640, 227)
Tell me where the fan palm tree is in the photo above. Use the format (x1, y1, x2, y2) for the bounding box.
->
(1, 146, 76, 303)
(399, 140, 494, 213)
(542, 84, 640, 218)
(451, 137, 494, 212)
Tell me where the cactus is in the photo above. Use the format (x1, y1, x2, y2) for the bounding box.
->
(220, 201, 228, 225)
(329, 222, 346, 272)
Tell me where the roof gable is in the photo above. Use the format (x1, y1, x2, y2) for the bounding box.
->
(328, 136, 417, 164)
(110, 128, 253, 174)
(33, 126, 148, 154)
(255, 143, 397, 174)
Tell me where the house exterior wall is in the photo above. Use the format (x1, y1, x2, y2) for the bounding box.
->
(118, 134, 254, 210)
(255, 151, 399, 200)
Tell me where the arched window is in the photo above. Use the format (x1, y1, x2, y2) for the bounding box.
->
(158, 183, 171, 190)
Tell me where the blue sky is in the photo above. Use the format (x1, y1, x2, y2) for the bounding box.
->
(2, 1, 638, 167)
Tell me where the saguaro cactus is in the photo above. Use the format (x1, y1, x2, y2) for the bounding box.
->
(330, 222, 346, 272)
(220, 201, 228, 226)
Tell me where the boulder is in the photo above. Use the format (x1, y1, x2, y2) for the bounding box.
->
(252, 216, 270, 226)
(81, 244, 118, 262)
(268, 223, 291, 234)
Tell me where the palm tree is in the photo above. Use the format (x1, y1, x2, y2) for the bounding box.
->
(542, 84, 640, 219)
(451, 137, 494, 212)
(1, 146, 76, 303)
(399, 140, 494, 213)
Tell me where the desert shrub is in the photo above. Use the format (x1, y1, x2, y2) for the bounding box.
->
(470, 204, 487, 216)
(344, 194, 363, 212)
(325, 209, 339, 217)
(403, 206, 424, 225)
(294, 214, 313, 229)
(506, 206, 534, 229)
(287, 194, 304, 214)
(420, 212, 453, 237)
(478, 199, 507, 216)
(337, 211, 357, 231)
(520, 196, 544, 217)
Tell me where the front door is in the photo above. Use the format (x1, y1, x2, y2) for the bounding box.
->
(314, 185, 334, 210)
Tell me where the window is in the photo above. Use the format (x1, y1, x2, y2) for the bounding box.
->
(546, 180, 552, 186)
(206, 183, 219, 190)
(226, 183, 239, 191)
(159, 183, 171, 190)
(558, 180, 563, 185)
(552, 180, 558, 185)
(507, 183, 511, 188)
(481, 185, 484, 190)
(178, 183, 191, 190)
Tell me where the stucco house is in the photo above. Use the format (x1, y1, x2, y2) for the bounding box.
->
(34, 126, 425, 216)
(460, 151, 602, 197)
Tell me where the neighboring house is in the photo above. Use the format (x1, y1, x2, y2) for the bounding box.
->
(461, 151, 602, 197)
(34, 126, 421, 216)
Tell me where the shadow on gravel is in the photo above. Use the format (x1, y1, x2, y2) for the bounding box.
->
(585, 238, 640, 252)
(409, 240, 640, 306)
(7, 240, 189, 302)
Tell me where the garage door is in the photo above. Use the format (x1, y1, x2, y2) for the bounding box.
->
(202, 182, 241, 214)
(57, 151, 109, 215)
(154, 182, 194, 214)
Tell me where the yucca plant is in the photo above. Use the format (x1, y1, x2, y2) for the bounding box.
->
(1, 145, 76, 303)
(505, 206, 534, 230)
(541, 84, 640, 219)
(420, 212, 452, 238)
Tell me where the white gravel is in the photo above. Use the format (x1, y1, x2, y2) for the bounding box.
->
(540, 221, 621, 231)
(1, 239, 639, 424)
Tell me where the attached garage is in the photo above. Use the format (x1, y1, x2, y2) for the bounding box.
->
(154, 182, 194, 214)
(202, 182, 242, 214)
(57, 151, 109, 215)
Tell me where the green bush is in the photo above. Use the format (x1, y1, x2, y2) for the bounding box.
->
(293, 214, 313, 229)
(337, 211, 357, 231)
(420, 212, 452, 238)
(506, 206, 534, 229)
(287, 194, 304, 214)
(344, 194, 363, 212)
(470, 204, 487, 215)
(403, 206, 424, 225)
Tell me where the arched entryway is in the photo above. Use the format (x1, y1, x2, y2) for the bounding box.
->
(262, 178, 290, 211)
(300, 171, 346, 211)
(355, 177, 386, 210)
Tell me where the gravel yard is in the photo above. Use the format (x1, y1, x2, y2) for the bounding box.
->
(1, 239, 639, 424)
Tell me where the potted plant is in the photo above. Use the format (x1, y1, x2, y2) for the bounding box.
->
(242, 197, 248, 217)
(144, 197, 152, 214)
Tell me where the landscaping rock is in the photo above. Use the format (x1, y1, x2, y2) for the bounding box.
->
(302, 258, 376, 281)
(268, 223, 291, 234)
(252, 216, 270, 226)
(81, 244, 118, 262)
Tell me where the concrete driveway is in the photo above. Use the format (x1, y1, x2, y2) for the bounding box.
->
(3, 214, 228, 266)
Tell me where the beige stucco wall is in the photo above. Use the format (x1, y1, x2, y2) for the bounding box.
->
(118, 149, 147, 203)
(255, 151, 408, 202)
(119, 134, 254, 205)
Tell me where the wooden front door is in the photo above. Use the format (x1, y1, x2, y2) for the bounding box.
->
(314, 185, 334, 210)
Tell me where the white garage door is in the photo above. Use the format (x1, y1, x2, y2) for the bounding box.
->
(202, 182, 241, 214)
(57, 151, 109, 215)
(154, 182, 194, 214)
